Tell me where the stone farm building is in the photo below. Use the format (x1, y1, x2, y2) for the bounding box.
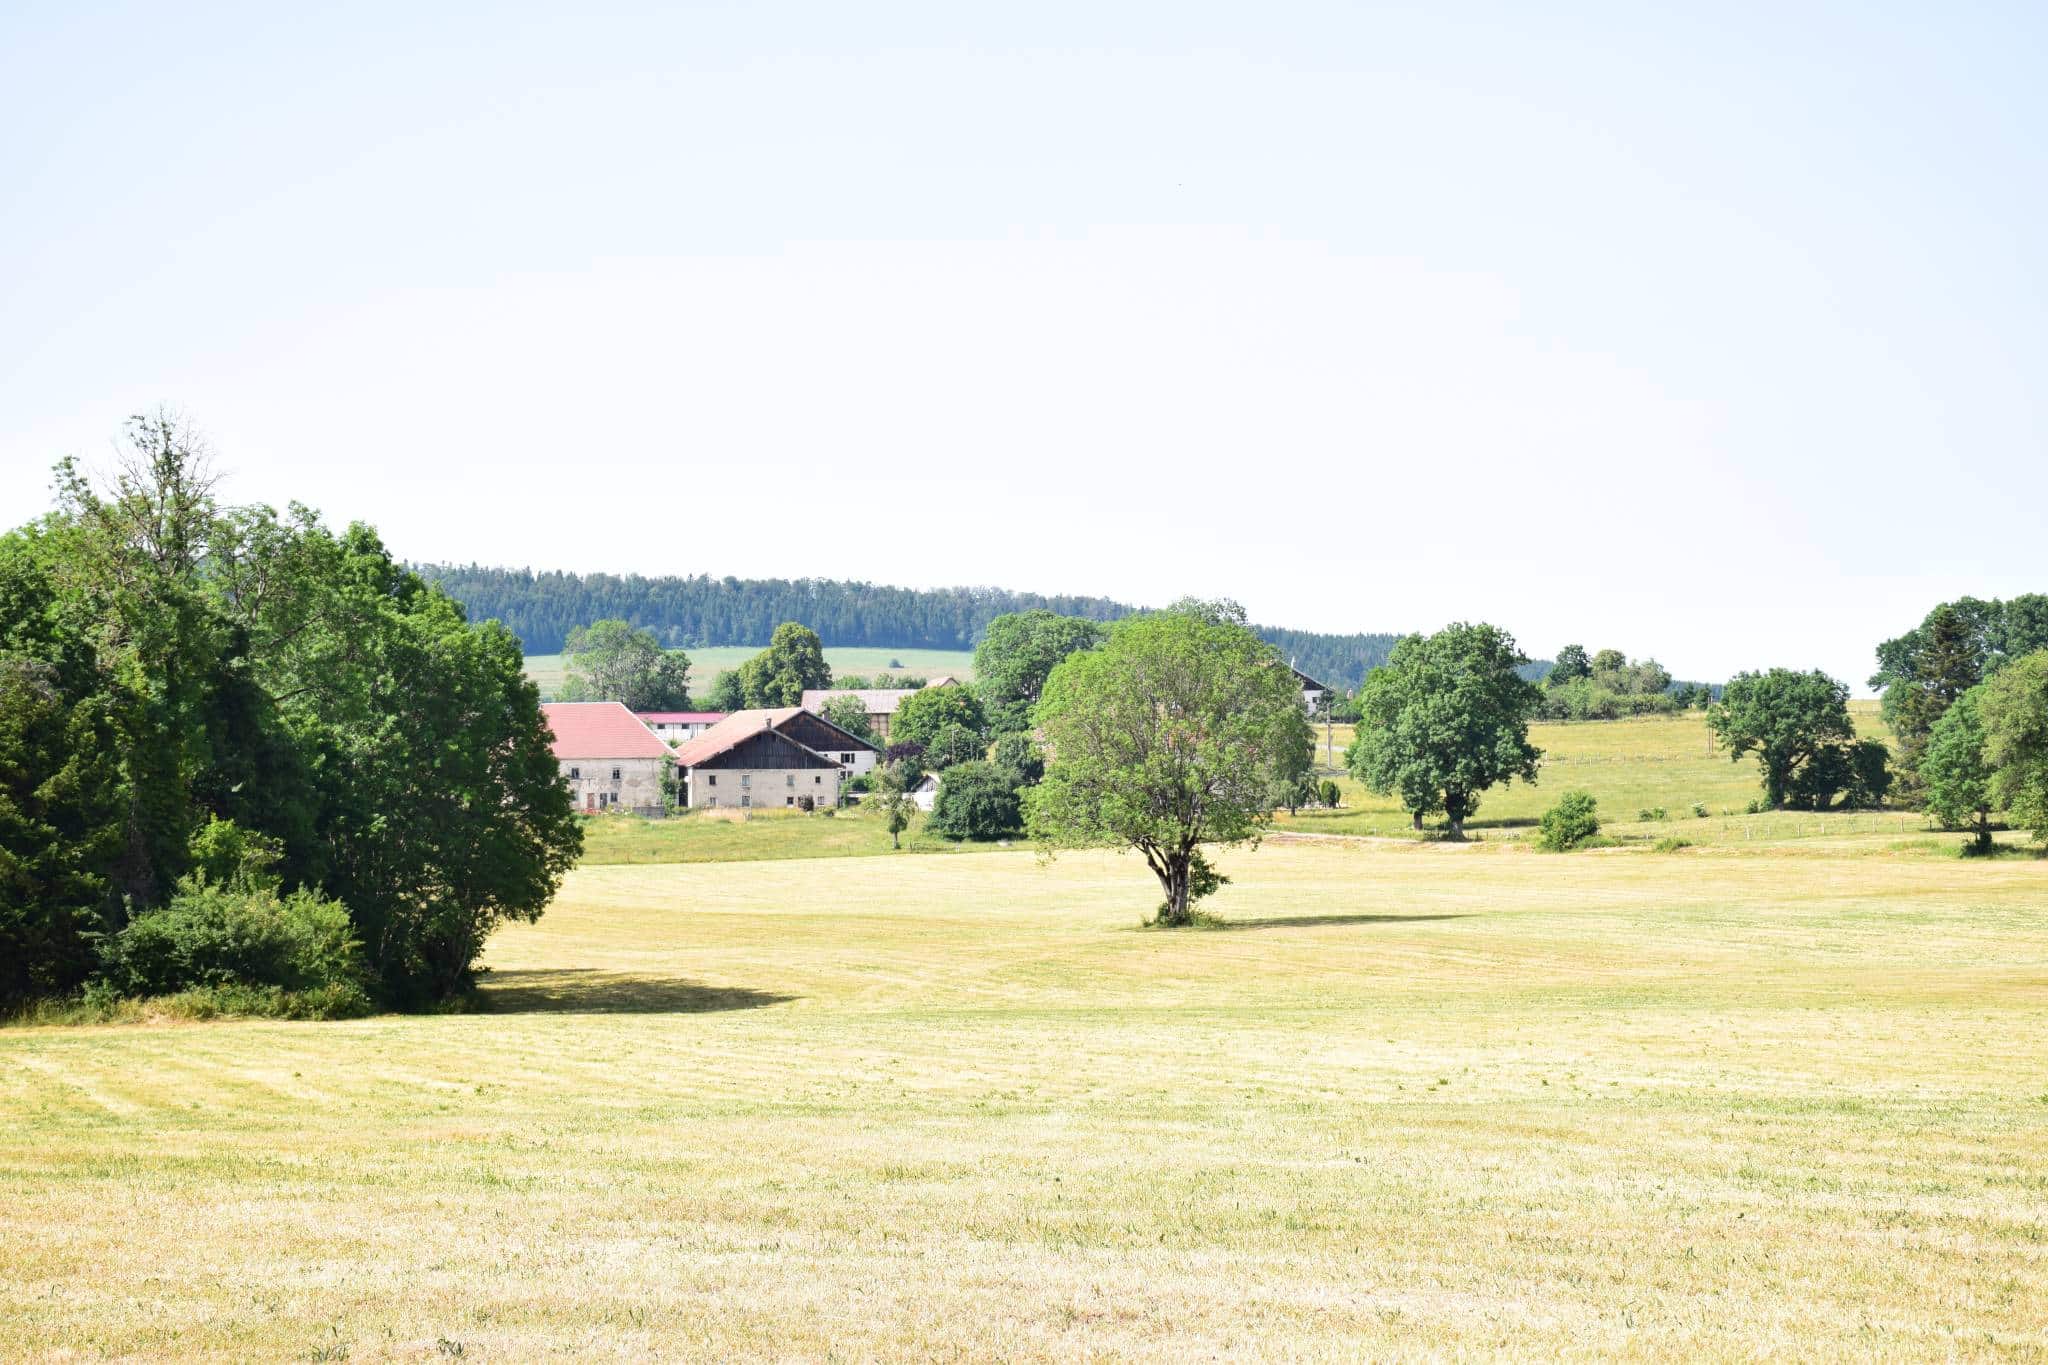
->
(798, 675, 960, 742)
(636, 710, 727, 743)
(541, 701, 676, 817)
(670, 707, 876, 809)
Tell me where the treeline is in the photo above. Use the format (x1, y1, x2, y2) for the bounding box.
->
(412, 564, 1408, 690)
(1, 416, 580, 1015)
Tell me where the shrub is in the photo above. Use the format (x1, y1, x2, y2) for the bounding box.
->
(990, 732, 1046, 786)
(1536, 791, 1601, 851)
(1691, 802, 1709, 819)
(925, 761, 1024, 841)
(1652, 836, 1693, 853)
(1634, 806, 1667, 822)
(99, 880, 370, 1004)
(1318, 779, 1342, 808)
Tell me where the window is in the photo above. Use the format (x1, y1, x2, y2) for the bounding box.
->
(841, 753, 853, 764)
(611, 767, 622, 782)
(741, 794, 751, 808)
(814, 775, 823, 784)
(786, 773, 795, 787)
(705, 797, 717, 808)
(569, 767, 580, 780)
(707, 775, 717, 787)
(741, 774, 751, 788)
(785, 796, 794, 806)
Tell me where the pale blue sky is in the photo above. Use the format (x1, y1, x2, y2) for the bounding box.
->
(3, 1, 2042, 687)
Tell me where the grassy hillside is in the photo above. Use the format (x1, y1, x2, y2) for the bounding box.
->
(575, 701, 1985, 866)
(4, 841, 2044, 1356)
(525, 645, 976, 701)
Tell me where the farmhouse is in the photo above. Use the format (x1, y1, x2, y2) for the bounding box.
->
(636, 710, 727, 743)
(799, 676, 963, 742)
(541, 701, 675, 817)
(672, 712, 845, 810)
(1292, 665, 1332, 715)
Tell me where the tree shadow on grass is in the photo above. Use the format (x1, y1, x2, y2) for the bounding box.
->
(1214, 912, 1474, 932)
(477, 969, 796, 1014)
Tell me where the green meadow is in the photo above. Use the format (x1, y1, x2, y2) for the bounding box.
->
(4, 707, 2045, 1358)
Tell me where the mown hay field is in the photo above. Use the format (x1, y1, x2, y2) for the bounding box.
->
(4, 837, 2046, 1358)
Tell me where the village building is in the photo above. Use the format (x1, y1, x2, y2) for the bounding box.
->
(687, 707, 879, 780)
(1292, 666, 1332, 715)
(799, 676, 963, 743)
(635, 710, 728, 743)
(672, 712, 846, 809)
(910, 770, 941, 811)
(541, 701, 676, 817)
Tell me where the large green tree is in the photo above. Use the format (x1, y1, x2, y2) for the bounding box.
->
(1707, 669, 1860, 809)
(1922, 687, 1995, 853)
(890, 683, 986, 749)
(1979, 650, 2048, 844)
(1880, 604, 1983, 794)
(1345, 623, 1544, 839)
(1028, 604, 1312, 926)
(735, 622, 830, 707)
(559, 619, 691, 709)
(973, 610, 1103, 734)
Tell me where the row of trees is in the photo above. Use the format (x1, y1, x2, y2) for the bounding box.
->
(1, 415, 581, 1011)
(420, 564, 1407, 691)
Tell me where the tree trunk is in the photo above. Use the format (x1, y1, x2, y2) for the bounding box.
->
(1411, 810, 1424, 831)
(1447, 815, 1465, 840)
(1974, 810, 1992, 855)
(1153, 851, 1192, 926)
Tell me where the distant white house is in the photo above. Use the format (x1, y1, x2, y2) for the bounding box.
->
(636, 710, 728, 743)
(1291, 666, 1332, 716)
(910, 771, 941, 811)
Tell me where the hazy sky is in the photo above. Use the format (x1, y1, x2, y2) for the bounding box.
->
(4, 2, 2043, 688)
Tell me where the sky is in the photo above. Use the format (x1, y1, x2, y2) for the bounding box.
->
(3, 1, 2043, 689)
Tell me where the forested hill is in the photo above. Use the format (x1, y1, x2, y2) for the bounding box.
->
(414, 565, 1407, 690)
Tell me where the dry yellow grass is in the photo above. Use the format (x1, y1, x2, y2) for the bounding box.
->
(4, 838, 2046, 1358)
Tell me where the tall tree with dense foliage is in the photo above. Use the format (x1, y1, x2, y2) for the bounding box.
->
(890, 683, 986, 749)
(1345, 623, 1544, 838)
(1028, 604, 1312, 925)
(1877, 604, 1983, 795)
(735, 622, 830, 706)
(1978, 650, 2048, 844)
(1707, 669, 1868, 809)
(0, 412, 582, 1009)
(973, 610, 1103, 733)
(819, 693, 875, 742)
(1922, 688, 1995, 853)
(926, 761, 1025, 841)
(558, 619, 691, 709)
(867, 760, 917, 850)
(1548, 644, 1591, 686)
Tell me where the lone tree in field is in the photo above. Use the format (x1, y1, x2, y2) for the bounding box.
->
(1345, 622, 1543, 839)
(868, 760, 917, 850)
(1028, 604, 1312, 926)
(1922, 687, 1995, 853)
(1707, 668, 1858, 809)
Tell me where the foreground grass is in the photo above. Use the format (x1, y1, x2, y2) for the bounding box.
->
(525, 646, 975, 699)
(3, 842, 2046, 1357)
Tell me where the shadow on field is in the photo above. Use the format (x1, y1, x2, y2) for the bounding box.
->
(1217, 913, 1473, 932)
(477, 969, 795, 1014)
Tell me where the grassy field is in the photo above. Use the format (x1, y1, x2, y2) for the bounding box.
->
(525, 646, 975, 700)
(4, 840, 2046, 1357)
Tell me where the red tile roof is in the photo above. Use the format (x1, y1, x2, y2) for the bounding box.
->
(671, 709, 802, 767)
(540, 702, 674, 760)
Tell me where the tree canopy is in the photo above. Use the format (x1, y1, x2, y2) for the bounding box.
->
(733, 622, 831, 707)
(973, 610, 1103, 733)
(1707, 669, 1887, 810)
(1028, 604, 1312, 925)
(1979, 650, 2048, 844)
(890, 683, 986, 749)
(1345, 623, 1544, 838)
(0, 413, 580, 1009)
(1922, 687, 1994, 852)
(558, 619, 692, 709)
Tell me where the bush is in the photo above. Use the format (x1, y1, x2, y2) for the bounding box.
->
(1637, 806, 1667, 822)
(1691, 802, 1709, 819)
(1536, 791, 1601, 851)
(1318, 779, 1342, 808)
(925, 761, 1024, 841)
(99, 880, 370, 1003)
(1652, 836, 1693, 853)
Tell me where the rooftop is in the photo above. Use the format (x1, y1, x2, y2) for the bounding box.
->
(540, 702, 674, 761)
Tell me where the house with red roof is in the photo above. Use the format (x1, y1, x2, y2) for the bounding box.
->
(541, 702, 676, 817)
